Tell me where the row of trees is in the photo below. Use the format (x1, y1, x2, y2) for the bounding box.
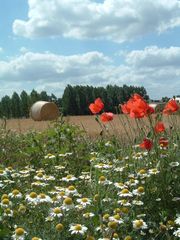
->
(62, 84, 149, 115)
(0, 84, 149, 118)
(0, 90, 61, 118)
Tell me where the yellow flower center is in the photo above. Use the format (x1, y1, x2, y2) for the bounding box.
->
(121, 199, 127, 204)
(68, 185, 75, 191)
(118, 182, 124, 186)
(59, 191, 65, 196)
(12, 189, 20, 195)
(55, 223, 64, 231)
(18, 205, 26, 212)
(2, 198, 9, 205)
(124, 236, 133, 240)
(108, 221, 118, 229)
(29, 192, 37, 198)
(5, 208, 11, 214)
(93, 194, 99, 201)
(7, 166, 13, 170)
(113, 233, 119, 238)
(74, 224, 82, 231)
(53, 208, 62, 214)
(114, 214, 121, 220)
(130, 179, 135, 183)
(32, 237, 40, 240)
(121, 189, 129, 194)
(139, 169, 146, 174)
(1, 194, 8, 200)
(86, 236, 95, 240)
(66, 175, 72, 179)
(99, 176, 106, 181)
(37, 173, 43, 178)
(167, 220, 174, 226)
(135, 220, 143, 228)
(64, 197, 73, 205)
(121, 207, 129, 214)
(0, 170, 4, 174)
(114, 208, 121, 214)
(39, 193, 46, 199)
(103, 213, 110, 220)
(81, 198, 88, 203)
(15, 228, 25, 236)
(138, 186, 144, 193)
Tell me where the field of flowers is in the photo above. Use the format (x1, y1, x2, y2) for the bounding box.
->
(0, 94, 180, 240)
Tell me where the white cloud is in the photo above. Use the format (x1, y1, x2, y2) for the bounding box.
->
(0, 47, 3, 53)
(19, 47, 29, 53)
(0, 47, 180, 99)
(13, 0, 180, 42)
(125, 46, 180, 67)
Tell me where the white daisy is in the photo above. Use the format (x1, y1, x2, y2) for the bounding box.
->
(118, 189, 133, 198)
(69, 224, 87, 235)
(49, 207, 63, 218)
(173, 228, 180, 237)
(62, 175, 77, 182)
(76, 197, 91, 207)
(12, 228, 27, 240)
(133, 219, 148, 230)
(175, 216, 180, 225)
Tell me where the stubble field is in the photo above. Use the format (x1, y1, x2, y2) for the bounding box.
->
(0, 115, 134, 137)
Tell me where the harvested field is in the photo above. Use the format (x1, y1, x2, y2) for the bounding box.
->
(0, 115, 130, 137)
(0, 114, 179, 138)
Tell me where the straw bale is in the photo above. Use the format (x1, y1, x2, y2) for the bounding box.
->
(30, 101, 59, 121)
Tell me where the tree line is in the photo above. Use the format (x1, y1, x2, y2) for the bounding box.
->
(0, 84, 149, 118)
(0, 90, 61, 119)
(62, 84, 149, 115)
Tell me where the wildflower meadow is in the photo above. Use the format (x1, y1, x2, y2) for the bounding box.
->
(0, 94, 180, 240)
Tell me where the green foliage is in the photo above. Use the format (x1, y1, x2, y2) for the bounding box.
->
(0, 115, 179, 239)
(62, 84, 149, 115)
(0, 90, 62, 119)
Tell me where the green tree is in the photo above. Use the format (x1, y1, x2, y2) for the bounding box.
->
(30, 89, 40, 105)
(40, 91, 50, 101)
(20, 90, 30, 118)
(1, 95, 12, 118)
(11, 92, 22, 118)
(62, 85, 78, 115)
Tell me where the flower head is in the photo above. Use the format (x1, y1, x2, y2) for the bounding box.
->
(163, 99, 179, 115)
(154, 122, 165, 133)
(89, 98, 104, 114)
(133, 219, 148, 230)
(121, 94, 154, 118)
(69, 224, 88, 235)
(159, 137, 168, 147)
(140, 138, 153, 151)
(100, 112, 113, 122)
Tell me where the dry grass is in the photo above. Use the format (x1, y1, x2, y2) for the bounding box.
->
(0, 114, 179, 139)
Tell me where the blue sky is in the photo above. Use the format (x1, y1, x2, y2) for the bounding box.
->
(0, 0, 180, 99)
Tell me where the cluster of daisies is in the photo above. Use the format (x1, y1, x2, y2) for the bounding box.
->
(0, 142, 179, 240)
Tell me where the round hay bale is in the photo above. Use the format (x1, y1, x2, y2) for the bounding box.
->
(30, 101, 59, 121)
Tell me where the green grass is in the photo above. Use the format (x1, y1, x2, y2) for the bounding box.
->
(0, 115, 180, 240)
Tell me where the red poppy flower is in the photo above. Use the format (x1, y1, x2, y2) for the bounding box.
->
(154, 122, 165, 133)
(163, 99, 179, 115)
(159, 137, 168, 147)
(100, 112, 114, 122)
(121, 94, 154, 118)
(139, 138, 153, 151)
(89, 98, 104, 114)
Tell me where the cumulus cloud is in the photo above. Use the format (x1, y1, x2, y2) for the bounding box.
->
(13, 0, 180, 42)
(0, 46, 180, 99)
(125, 46, 180, 67)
